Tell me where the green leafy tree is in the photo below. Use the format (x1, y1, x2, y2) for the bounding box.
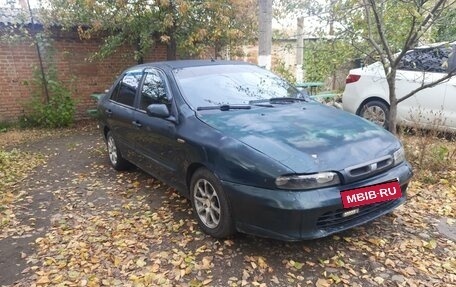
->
(273, 0, 350, 86)
(44, 0, 257, 62)
(433, 8, 456, 42)
(302, 39, 355, 84)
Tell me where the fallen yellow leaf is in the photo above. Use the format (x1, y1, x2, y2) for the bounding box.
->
(316, 278, 331, 287)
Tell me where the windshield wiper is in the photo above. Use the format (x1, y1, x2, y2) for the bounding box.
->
(251, 103, 274, 107)
(249, 97, 308, 104)
(196, 104, 252, 111)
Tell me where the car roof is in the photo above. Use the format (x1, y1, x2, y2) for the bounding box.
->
(413, 41, 456, 50)
(125, 60, 254, 72)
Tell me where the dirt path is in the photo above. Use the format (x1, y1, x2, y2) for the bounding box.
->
(0, 122, 454, 287)
(0, 125, 105, 284)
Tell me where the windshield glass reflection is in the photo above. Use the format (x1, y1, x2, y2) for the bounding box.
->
(173, 65, 301, 108)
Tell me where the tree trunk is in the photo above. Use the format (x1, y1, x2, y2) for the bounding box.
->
(215, 40, 222, 59)
(258, 0, 272, 70)
(387, 69, 398, 133)
(167, 36, 177, 60)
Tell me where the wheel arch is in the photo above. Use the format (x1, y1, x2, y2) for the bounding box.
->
(103, 126, 110, 140)
(356, 97, 390, 115)
(186, 163, 207, 191)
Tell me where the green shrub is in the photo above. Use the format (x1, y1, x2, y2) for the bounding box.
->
(0, 122, 13, 133)
(272, 59, 296, 84)
(303, 39, 355, 82)
(21, 68, 76, 128)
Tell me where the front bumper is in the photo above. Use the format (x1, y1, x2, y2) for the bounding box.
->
(222, 161, 413, 241)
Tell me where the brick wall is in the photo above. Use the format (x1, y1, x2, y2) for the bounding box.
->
(0, 36, 168, 122)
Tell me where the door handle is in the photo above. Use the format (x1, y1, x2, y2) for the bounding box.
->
(105, 109, 113, 116)
(132, 120, 142, 128)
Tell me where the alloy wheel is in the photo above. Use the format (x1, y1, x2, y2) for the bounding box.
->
(107, 136, 118, 165)
(363, 105, 386, 126)
(193, 178, 221, 229)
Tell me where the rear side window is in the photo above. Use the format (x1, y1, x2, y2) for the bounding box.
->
(111, 70, 143, 107)
(139, 69, 170, 110)
(398, 47, 451, 73)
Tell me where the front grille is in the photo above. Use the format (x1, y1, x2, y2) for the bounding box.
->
(316, 198, 400, 229)
(345, 155, 394, 180)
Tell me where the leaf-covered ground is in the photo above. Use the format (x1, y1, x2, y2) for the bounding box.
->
(0, 122, 455, 287)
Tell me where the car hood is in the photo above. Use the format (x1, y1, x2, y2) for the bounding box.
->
(197, 102, 400, 173)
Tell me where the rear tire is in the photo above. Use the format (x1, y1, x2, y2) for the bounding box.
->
(358, 100, 390, 129)
(190, 168, 235, 238)
(106, 131, 131, 170)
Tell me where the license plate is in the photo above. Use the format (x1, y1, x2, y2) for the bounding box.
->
(340, 179, 402, 208)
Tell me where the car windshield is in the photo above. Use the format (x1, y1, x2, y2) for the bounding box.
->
(173, 64, 302, 109)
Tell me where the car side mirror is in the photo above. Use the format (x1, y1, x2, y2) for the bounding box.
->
(146, 104, 170, 118)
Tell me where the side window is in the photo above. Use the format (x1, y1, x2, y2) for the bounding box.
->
(110, 70, 142, 107)
(398, 50, 420, 71)
(140, 70, 170, 110)
(398, 47, 451, 73)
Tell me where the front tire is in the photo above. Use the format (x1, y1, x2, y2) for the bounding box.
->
(106, 131, 131, 170)
(358, 100, 390, 129)
(190, 168, 235, 238)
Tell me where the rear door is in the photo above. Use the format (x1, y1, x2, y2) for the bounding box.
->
(395, 47, 450, 128)
(442, 45, 456, 131)
(443, 73, 456, 131)
(104, 69, 143, 162)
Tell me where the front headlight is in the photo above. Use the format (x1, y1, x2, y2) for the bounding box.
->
(393, 147, 405, 165)
(275, 172, 341, 190)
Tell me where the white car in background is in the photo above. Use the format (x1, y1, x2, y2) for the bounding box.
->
(342, 42, 456, 131)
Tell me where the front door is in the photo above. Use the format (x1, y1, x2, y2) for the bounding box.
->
(133, 68, 184, 187)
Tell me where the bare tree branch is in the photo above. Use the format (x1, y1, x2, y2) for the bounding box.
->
(362, 0, 389, 72)
(367, 0, 393, 64)
(391, 6, 419, 68)
(405, 0, 447, 48)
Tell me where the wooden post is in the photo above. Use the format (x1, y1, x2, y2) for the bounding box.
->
(296, 16, 304, 83)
